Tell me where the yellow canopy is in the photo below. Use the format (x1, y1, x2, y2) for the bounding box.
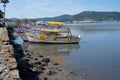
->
(48, 21, 63, 25)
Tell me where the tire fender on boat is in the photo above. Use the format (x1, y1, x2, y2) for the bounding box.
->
(66, 37, 71, 41)
(40, 36, 44, 40)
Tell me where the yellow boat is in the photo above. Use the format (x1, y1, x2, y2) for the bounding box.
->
(25, 28, 81, 44)
(48, 21, 63, 25)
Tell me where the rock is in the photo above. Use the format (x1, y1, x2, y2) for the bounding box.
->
(53, 63, 59, 66)
(41, 63, 48, 66)
(37, 61, 42, 65)
(39, 55, 43, 58)
(70, 71, 76, 74)
(41, 58, 50, 63)
(58, 68, 62, 71)
(5, 42, 10, 45)
(37, 70, 44, 74)
(3, 74, 10, 80)
(83, 73, 87, 76)
(48, 70, 56, 75)
(26, 58, 30, 62)
(2, 40, 5, 42)
(1, 72, 6, 78)
(44, 77, 48, 80)
(34, 58, 38, 61)
(32, 68, 37, 72)
(24, 50, 28, 52)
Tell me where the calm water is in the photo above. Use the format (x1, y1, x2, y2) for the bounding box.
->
(23, 22, 120, 80)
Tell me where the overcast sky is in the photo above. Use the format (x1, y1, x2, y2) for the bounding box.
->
(0, 0, 120, 18)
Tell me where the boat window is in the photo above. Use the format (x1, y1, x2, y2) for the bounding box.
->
(45, 32, 51, 35)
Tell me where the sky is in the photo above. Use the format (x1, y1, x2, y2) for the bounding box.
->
(0, 0, 120, 18)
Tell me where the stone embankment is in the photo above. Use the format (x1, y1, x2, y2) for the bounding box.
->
(0, 28, 20, 80)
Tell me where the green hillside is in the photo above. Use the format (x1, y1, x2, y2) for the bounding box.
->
(73, 11, 120, 21)
(35, 11, 120, 22)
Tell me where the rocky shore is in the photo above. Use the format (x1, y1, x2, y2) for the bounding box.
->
(22, 45, 80, 80)
(0, 27, 80, 80)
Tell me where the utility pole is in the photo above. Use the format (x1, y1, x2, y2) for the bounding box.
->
(0, 0, 9, 27)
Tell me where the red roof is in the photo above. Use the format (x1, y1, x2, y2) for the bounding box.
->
(2, 18, 14, 22)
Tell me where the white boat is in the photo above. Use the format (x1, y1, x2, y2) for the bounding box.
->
(25, 28, 81, 44)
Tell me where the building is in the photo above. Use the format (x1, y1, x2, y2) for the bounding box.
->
(1, 18, 16, 27)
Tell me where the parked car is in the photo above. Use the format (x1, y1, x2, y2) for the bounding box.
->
(0, 23, 5, 28)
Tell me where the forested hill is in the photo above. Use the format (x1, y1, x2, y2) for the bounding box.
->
(35, 11, 120, 22)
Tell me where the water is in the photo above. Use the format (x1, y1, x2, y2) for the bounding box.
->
(23, 22, 120, 80)
(13, 36, 24, 45)
(12, 32, 24, 45)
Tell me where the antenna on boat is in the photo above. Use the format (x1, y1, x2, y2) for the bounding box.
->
(67, 28, 72, 37)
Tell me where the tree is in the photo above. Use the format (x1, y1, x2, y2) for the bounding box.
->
(23, 19, 29, 24)
(15, 19, 22, 26)
(0, 10, 3, 19)
(29, 19, 36, 22)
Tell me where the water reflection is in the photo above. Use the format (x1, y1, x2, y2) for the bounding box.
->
(66, 22, 120, 35)
(12, 32, 24, 45)
(51, 58, 64, 63)
(13, 36, 24, 45)
(24, 43, 80, 57)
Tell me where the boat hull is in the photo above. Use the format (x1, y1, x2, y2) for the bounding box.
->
(27, 36, 40, 42)
(39, 39, 80, 44)
(26, 34, 80, 44)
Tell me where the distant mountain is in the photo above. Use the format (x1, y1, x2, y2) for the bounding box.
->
(73, 11, 120, 21)
(10, 11, 120, 22)
(10, 18, 29, 21)
(36, 14, 72, 22)
(10, 18, 19, 21)
(35, 11, 120, 22)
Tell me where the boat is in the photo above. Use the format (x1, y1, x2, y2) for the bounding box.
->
(25, 27, 81, 44)
(15, 21, 63, 41)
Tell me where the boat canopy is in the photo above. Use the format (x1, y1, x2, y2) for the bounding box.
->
(48, 21, 63, 25)
(40, 29, 69, 33)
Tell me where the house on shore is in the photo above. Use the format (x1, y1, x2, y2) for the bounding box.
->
(1, 18, 16, 27)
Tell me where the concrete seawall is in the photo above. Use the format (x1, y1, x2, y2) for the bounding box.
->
(0, 28, 20, 80)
